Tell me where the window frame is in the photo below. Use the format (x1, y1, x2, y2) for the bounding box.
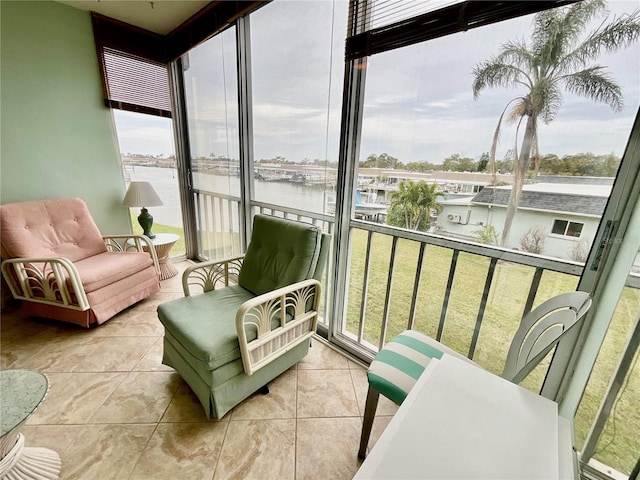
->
(551, 219, 584, 238)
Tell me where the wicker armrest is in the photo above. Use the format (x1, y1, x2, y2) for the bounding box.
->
(0, 257, 90, 311)
(102, 234, 160, 274)
(236, 279, 321, 375)
(182, 255, 245, 296)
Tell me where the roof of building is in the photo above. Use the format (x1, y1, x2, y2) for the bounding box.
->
(439, 196, 474, 206)
(471, 184, 610, 216)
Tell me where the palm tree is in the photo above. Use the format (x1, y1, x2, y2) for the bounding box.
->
(472, 0, 640, 247)
(387, 180, 442, 231)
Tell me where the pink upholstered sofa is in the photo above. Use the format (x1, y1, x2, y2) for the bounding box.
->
(0, 197, 161, 327)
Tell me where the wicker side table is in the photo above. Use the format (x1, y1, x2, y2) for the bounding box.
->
(146, 233, 179, 280)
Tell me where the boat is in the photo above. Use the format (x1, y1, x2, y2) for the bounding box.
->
(326, 190, 388, 221)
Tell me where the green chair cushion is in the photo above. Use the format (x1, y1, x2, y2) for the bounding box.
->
(367, 330, 478, 405)
(158, 285, 256, 370)
(238, 214, 322, 295)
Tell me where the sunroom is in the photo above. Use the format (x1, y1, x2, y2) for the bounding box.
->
(1, 0, 639, 479)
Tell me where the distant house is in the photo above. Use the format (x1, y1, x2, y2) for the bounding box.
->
(435, 182, 612, 261)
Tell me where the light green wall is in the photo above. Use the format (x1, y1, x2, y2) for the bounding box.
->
(0, 1, 130, 233)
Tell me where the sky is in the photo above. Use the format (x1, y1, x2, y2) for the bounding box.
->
(113, 0, 640, 164)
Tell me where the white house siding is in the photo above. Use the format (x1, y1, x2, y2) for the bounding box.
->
(436, 191, 604, 261)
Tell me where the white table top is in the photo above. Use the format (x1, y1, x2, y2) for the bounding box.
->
(147, 233, 179, 246)
(354, 354, 562, 480)
(128, 233, 179, 247)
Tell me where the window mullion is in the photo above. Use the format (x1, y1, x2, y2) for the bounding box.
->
(236, 16, 254, 251)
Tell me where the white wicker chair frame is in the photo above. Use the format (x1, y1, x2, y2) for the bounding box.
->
(1, 234, 159, 312)
(181, 257, 321, 376)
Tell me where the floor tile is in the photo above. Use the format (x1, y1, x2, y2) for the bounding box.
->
(298, 339, 350, 370)
(1, 340, 48, 369)
(296, 417, 363, 480)
(15, 335, 105, 372)
(97, 309, 165, 337)
(133, 337, 174, 372)
(21, 424, 84, 452)
(297, 369, 360, 418)
(90, 371, 181, 423)
(161, 382, 220, 423)
(73, 336, 157, 372)
(230, 368, 297, 420)
(61, 424, 156, 480)
(214, 419, 296, 480)
(130, 422, 227, 480)
(28, 372, 127, 425)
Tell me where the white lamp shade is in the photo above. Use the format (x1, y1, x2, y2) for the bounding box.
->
(122, 181, 163, 207)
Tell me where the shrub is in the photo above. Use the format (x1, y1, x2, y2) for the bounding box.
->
(473, 224, 500, 246)
(520, 226, 547, 254)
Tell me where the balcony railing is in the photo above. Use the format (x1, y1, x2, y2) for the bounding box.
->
(344, 220, 585, 356)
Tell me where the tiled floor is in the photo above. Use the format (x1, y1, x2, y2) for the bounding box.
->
(1, 261, 398, 480)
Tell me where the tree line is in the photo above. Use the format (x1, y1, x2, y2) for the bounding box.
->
(361, 151, 621, 177)
(125, 151, 620, 178)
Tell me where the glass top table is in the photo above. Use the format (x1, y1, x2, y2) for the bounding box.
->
(0, 369, 61, 479)
(1, 369, 48, 438)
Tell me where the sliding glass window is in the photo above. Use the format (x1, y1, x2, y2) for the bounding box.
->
(339, 4, 639, 477)
(182, 27, 241, 259)
(249, 0, 347, 217)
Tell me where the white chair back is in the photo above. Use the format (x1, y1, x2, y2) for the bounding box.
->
(502, 291, 592, 384)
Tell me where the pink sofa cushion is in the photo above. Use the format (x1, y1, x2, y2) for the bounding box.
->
(0, 198, 107, 262)
(75, 251, 155, 293)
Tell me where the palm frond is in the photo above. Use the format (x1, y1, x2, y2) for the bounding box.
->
(533, 1, 606, 70)
(536, 0, 612, 76)
(562, 66, 623, 111)
(557, 10, 640, 73)
(489, 117, 503, 187)
(514, 115, 526, 166)
(494, 39, 537, 71)
(532, 8, 561, 54)
(533, 9, 568, 71)
(472, 62, 529, 98)
(505, 98, 526, 124)
(560, 0, 608, 45)
(489, 98, 522, 186)
(532, 78, 563, 123)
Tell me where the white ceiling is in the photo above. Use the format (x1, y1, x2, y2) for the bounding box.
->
(56, 0, 210, 35)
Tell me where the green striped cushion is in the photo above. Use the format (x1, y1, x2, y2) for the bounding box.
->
(367, 330, 443, 405)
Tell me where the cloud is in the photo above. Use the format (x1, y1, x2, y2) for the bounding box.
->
(113, 111, 174, 155)
(117, 0, 639, 164)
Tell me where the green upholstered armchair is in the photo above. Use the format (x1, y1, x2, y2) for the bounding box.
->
(157, 214, 330, 419)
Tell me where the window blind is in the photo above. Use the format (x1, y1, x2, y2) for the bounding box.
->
(100, 47, 172, 118)
(346, 0, 577, 60)
(91, 3, 266, 118)
(92, 13, 172, 118)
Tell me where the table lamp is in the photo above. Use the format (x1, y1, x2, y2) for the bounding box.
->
(122, 181, 163, 239)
